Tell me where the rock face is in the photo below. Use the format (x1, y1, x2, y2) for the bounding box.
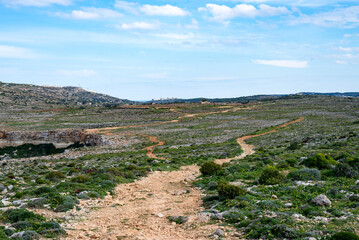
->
(311, 194, 331, 207)
(0, 130, 106, 147)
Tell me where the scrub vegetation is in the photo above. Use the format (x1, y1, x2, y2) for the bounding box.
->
(0, 95, 358, 239)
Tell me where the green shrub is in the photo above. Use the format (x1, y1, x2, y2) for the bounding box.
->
(45, 171, 65, 181)
(2, 209, 45, 223)
(303, 154, 337, 169)
(11, 221, 33, 230)
(271, 224, 301, 239)
(200, 161, 223, 176)
(55, 196, 76, 212)
(105, 167, 123, 176)
(38, 221, 61, 230)
(258, 165, 284, 185)
(217, 180, 246, 199)
(71, 175, 91, 183)
(287, 168, 321, 181)
(0, 228, 8, 239)
(327, 187, 345, 199)
(333, 163, 358, 178)
(287, 142, 301, 150)
(35, 178, 46, 184)
(330, 232, 359, 240)
(257, 200, 281, 210)
(277, 161, 290, 170)
(33, 186, 56, 195)
(348, 157, 359, 171)
(286, 159, 298, 167)
(27, 197, 47, 209)
(206, 181, 218, 190)
(349, 195, 359, 202)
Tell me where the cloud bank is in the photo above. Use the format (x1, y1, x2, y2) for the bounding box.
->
(253, 59, 308, 68)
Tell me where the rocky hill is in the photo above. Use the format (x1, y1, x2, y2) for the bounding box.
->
(0, 82, 132, 109)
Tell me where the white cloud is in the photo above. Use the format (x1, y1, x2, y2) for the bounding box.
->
(0, 45, 36, 59)
(2, 0, 73, 7)
(114, 1, 188, 17)
(114, 1, 139, 14)
(291, 6, 359, 27)
(140, 4, 188, 16)
(57, 69, 96, 77)
(199, 4, 289, 21)
(226, 0, 359, 7)
(116, 21, 159, 30)
(338, 46, 359, 52)
(253, 59, 308, 68)
(153, 33, 194, 40)
(57, 7, 122, 20)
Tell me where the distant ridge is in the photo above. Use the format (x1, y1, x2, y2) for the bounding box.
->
(147, 92, 359, 104)
(298, 92, 359, 97)
(0, 81, 132, 108)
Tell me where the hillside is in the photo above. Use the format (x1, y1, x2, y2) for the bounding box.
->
(0, 82, 132, 109)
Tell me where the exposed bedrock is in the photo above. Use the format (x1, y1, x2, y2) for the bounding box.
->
(0, 130, 106, 148)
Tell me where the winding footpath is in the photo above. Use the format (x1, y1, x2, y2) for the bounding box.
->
(65, 110, 304, 239)
(215, 117, 304, 165)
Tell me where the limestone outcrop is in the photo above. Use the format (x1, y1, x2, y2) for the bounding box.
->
(0, 130, 105, 147)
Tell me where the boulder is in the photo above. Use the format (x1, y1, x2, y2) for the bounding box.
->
(9, 230, 40, 239)
(311, 194, 331, 207)
(214, 229, 225, 237)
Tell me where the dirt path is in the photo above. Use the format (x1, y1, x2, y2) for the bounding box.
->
(215, 117, 304, 165)
(141, 135, 165, 160)
(65, 110, 303, 239)
(65, 165, 235, 240)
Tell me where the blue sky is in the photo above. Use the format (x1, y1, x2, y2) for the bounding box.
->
(0, 0, 358, 100)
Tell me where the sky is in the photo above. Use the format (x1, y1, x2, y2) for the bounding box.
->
(0, 0, 358, 100)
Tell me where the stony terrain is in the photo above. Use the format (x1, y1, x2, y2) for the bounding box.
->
(0, 94, 358, 240)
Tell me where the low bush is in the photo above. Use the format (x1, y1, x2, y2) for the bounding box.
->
(217, 180, 246, 199)
(287, 142, 301, 150)
(35, 178, 46, 184)
(303, 153, 337, 169)
(0, 228, 7, 239)
(45, 171, 65, 181)
(271, 224, 301, 239)
(333, 163, 358, 178)
(330, 232, 359, 240)
(288, 168, 321, 181)
(71, 175, 91, 183)
(258, 165, 284, 185)
(2, 209, 45, 223)
(55, 196, 76, 212)
(349, 195, 359, 202)
(286, 158, 298, 167)
(11, 221, 33, 230)
(200, 161, 223, 176)
(206, 181, 218, 190)
(33, 186, 56, 195)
